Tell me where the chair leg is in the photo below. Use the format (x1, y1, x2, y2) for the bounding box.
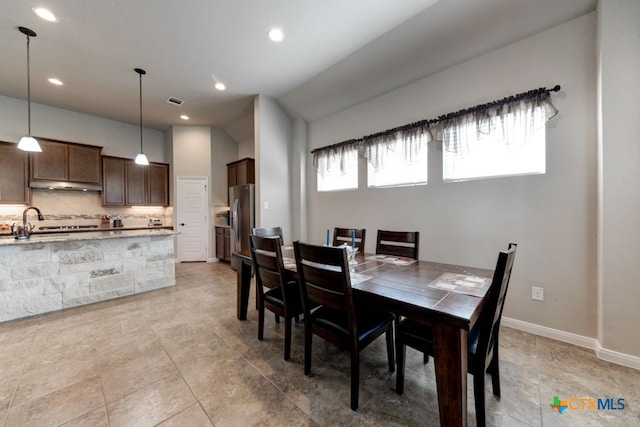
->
(257, 303, 265, 341)
(350, 352, 360, 410)
(284, 316, 292, 361)
(423, 353, 429, 364)
(275, 313, 280, 324)
(489, 351, 501, 399)
(473, 372, 487, 427)
(395, 341, 406, 395)
(304, 319, 312, 376)
(386, 325, 395, 372)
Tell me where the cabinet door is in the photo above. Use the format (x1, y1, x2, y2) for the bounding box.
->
(236, 159, 255, 185)
(227, 163, 237, 188)
(0, 142, 30, 204)
(102, 157, 126, 206)
(215, 228, 225, 261)
(224, 228, 231, 261)
(148, 163, 169, 206)
(31, 139, 67, 181)
(68, 144, 101, 184)
(125, 161, 147, 205)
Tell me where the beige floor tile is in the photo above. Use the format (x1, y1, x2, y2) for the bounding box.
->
(156, 403, 214, 427)
(59, 405, 109, 427)
(4, 377, 104, 427)
(107, 373, 196, 427)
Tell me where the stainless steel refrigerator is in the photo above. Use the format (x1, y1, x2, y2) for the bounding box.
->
(229, 184, 255, 269)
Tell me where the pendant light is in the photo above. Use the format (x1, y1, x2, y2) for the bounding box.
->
(17, 26, 42, 152)
(134, 67, 149, 165)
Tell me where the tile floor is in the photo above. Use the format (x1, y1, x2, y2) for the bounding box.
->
(1, 262, 638, 426)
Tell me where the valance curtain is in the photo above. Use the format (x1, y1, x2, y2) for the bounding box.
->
(434, 90, 558, 155)
(311, 86, 559, 174)
(313, 141, 359, 177)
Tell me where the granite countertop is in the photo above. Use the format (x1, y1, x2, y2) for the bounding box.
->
(0, 228, 177, 246)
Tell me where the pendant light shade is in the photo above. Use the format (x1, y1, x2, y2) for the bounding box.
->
(17, 26, 41, 152)
(134, 68, 149, 165)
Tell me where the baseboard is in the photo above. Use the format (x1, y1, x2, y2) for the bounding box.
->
(502, 317, 640, 370)
(207, 257, 219, 263)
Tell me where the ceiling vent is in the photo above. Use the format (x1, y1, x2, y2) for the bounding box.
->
(166, 97, 184, 107)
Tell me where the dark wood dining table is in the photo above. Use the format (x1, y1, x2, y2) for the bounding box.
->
(232, 248, 493, 427)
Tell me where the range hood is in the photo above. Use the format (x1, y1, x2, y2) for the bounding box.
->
(29, 180, 102, 192)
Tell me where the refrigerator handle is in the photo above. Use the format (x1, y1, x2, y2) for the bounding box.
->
(235, 199, 241, 242)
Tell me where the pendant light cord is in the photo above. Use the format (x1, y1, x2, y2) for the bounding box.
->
(26, 33, 32, 135)
(138, 71, 143, 152)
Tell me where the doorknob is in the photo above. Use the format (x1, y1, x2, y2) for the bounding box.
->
(180, 223, 185, 226)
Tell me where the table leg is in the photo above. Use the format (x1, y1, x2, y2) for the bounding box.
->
(236, 259, 252, 320)
(433, 322, 468, 427)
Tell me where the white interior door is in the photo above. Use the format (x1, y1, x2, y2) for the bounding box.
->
(176, 177, 208, 262)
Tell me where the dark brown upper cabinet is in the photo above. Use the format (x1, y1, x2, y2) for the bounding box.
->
(102, 156, 126, 206)
(227, 158, 255, 188)
(102, 156, 169, 207)
(30, 138, 102, 185)
(0, 141, 31, 204)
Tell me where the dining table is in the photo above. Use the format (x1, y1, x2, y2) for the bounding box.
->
(232, 247, 493, 427)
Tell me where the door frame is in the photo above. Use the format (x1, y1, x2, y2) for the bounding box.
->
(176, 176, 210, 262)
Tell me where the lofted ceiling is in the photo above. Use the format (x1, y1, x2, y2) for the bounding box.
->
(1, 0, 596, 143)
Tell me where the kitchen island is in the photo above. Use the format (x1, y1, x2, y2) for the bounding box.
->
(0, 229, 177, 322)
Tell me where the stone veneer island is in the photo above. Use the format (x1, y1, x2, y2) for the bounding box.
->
(0, 229, 176, 322)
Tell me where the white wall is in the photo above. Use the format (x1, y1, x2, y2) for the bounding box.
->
(307, 14, 598, 339)
(598, 0, 640, 356)
(255, 95, 293, 244)
(211, 128, 239, 209)
(0, 95, 166, 162)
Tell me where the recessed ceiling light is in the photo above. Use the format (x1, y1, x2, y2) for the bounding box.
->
(214, 82, 226, 91)
(48, 78, 63, 86)
(33, 7, 57, 22)
(268, 27, 284, 42)
(180, 115, 189, 120)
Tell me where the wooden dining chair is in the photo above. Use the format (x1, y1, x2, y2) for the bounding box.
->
(293, 241, 395, 410)
(333, 227, 366, 253)
(250, 235, 302, 361)
(252, 226, 284, 243)
(376, 230, 420, 260)
(395, 243, 517, 427)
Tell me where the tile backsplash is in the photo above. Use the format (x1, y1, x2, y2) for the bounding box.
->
(0, 189, 172, 229)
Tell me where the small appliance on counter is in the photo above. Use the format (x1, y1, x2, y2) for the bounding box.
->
(113, 219, 123, 227)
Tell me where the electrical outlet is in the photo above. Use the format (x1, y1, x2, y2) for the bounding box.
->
(531, 286, 544, 301)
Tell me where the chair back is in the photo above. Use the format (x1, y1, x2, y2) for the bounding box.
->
(252, 226, 284, 243)
(250, 235, 287, 295)
(475, 243, 517, 362)
(333, 227, 366, 253)
(293, 241, 357, 329)
(376, 230, 420, 259)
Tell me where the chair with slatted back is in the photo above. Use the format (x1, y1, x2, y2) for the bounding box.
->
(376, 230, 420, 260)
(293, 241, 395, 410)
(395, 243, 517, 427)
(333, 227, 366, 254)
(252, 226, 284, 243)
(250, 234, 302, 361)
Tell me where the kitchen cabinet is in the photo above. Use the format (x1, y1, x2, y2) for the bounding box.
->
(31, 138, 102, 185)
(0, 141, 30, 204)
(227, 158, 255, 187)
(227, 158, 254, 204)
(102, 156, 169, 207)
(215, 226, 231, 262)
(102, 156, 126, 206)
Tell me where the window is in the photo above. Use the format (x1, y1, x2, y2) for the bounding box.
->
(367, 138, 428, 188)
(316, 146, 358, 192)
(443, 110, 546, 182)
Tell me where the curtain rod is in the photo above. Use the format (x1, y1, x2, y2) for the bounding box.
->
(310, 85, 561, 155)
